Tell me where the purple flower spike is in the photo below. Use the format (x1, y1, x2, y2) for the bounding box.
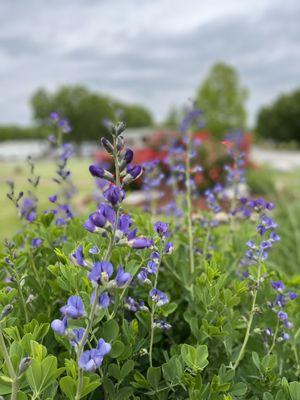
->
(129, 237, 152, 249)
(104, 185, 125, 206)
(288, 291, 298, 300)
(83, 219, 96, 233)
(124, 148, 134, 164)
(99, 292, 110, 308)
(50, 111, 60, 121)
(49, 195, 57, 203)
(32, 238, 42, 248)
(154, 221, 169, 237)
(271, 281, 285, 292)
(127, 165, 143, 180)
(115, 267, 131, 287)
(137, 268, 148, 282)
(89, 165, 105, 178)
(277, 311, 288, 321)
(21, 197, 36, 222)
(79, 349, 104, 372)
(164, 242, 174, 254)
(51, 317, 68, 336)
(78, 338, 111, 372)
(149, 288, 169, 307)
(89, 261, 114, 284)
(60, 295, 85, 319)
(73, 245, 86, 267)
(89, 245, 99, 255)
(118, 214, 132, 234)
(70, 328, 86, 347)
(89, 211, 106, 228)
(97, 338, 112, 356)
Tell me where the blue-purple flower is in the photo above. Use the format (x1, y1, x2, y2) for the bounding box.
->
(149, 288, 169, 307)
(115, 267, 131, 287)
(104, 185, 125, 206)
(78, 338, 111, 372)
(88, 261, 114, 284)
(154, 221, 169, 238)
(51, 317, 68, 336)
(72, 245, 86, 267)
(60, 296, 85, 319)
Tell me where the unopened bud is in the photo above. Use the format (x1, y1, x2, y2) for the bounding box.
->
(18, 357, 31, 374)
(115, 121, 126, 136)
(116, 135, 124, 151)
(26, 294, 35, 304)
(0, 304, 13, 320)
(101, 137, 114, 154)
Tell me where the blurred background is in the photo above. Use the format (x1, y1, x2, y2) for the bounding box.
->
(0, 0, 300, 273)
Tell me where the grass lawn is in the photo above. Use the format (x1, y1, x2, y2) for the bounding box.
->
(0, 158, 94, 240)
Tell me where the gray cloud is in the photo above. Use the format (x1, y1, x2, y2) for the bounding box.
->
(0, 0, 299, 125)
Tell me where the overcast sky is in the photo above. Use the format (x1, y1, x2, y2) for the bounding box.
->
(0, 0, 299, 126)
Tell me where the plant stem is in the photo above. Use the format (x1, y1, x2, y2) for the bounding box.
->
(5, 264, 29, 324)
(75, 136, 121, 400)
(233, 256, 263, 370)
(185, 131, 194, 276)
(149, 244, 164, 368)
(268, 319, 279, 355)
(0, 330, 18, 400)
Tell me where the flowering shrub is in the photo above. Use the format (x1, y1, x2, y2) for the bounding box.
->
(0, 110, 300, 400)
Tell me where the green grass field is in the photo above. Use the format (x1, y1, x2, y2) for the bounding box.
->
(0, 158, 94, 240)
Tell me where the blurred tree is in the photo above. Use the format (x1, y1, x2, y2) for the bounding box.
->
(196, 62, 248, 136)
(163, 106, 182, 128)
(256, 89, 300, 143)
(31, 85, 153, 142)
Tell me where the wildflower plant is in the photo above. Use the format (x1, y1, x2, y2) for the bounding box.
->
(1, 108, 300, 400)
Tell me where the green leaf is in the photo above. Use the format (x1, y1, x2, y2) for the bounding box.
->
(59, 376, 76, 400)
(108, 364, 121, 381)
(110, 341, 125, 358)
(231, 382, 247, 396)
(147, 367, 161, 389)
(101, 320, 119, 342)
(289, 381, 300, 400)
(252, 352, 261, 371)
(116, 386, 134, 400)
(81, 376, 101, 397)
(263, 393, 274, 400)
(162, 356, 183, 382)
(120, 360, 135, 380)
(181, 344, 209, 372)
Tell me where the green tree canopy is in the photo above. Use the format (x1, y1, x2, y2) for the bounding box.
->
(256, 89, 300, 143)
(196, 62, 248, 137)
(31, 86, 153, 142)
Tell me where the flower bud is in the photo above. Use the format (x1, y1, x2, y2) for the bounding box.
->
(89, 165, 114, 182)
(115, 121, 126, 136)
(101, 137, 114, 154)
(0, 304, 13, 320)
(116, 135, 124, 151)
(18, 357, 31, 374)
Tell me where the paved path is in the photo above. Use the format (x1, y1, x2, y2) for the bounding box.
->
(1, 141, 300, 172)
(250, 146, 300, 172)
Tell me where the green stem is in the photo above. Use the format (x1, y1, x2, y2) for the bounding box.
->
(233, 256, 263, 370)
(185, 131, 194, 276)
(75, 136, 121, 400)
(149, 244, 164, 368)
(5, 264, 29, 324)
(0, 330, 18, 400)
(268, 319, 279, 355)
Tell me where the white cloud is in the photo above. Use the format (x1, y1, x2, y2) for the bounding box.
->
(0, 0, 299, 125)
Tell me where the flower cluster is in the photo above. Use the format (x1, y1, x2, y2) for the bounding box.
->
(265, 281, 298, 342)
(51, 295, 85, 337)
(242, 198, 280, 264)
(46, 113, 75, 226)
